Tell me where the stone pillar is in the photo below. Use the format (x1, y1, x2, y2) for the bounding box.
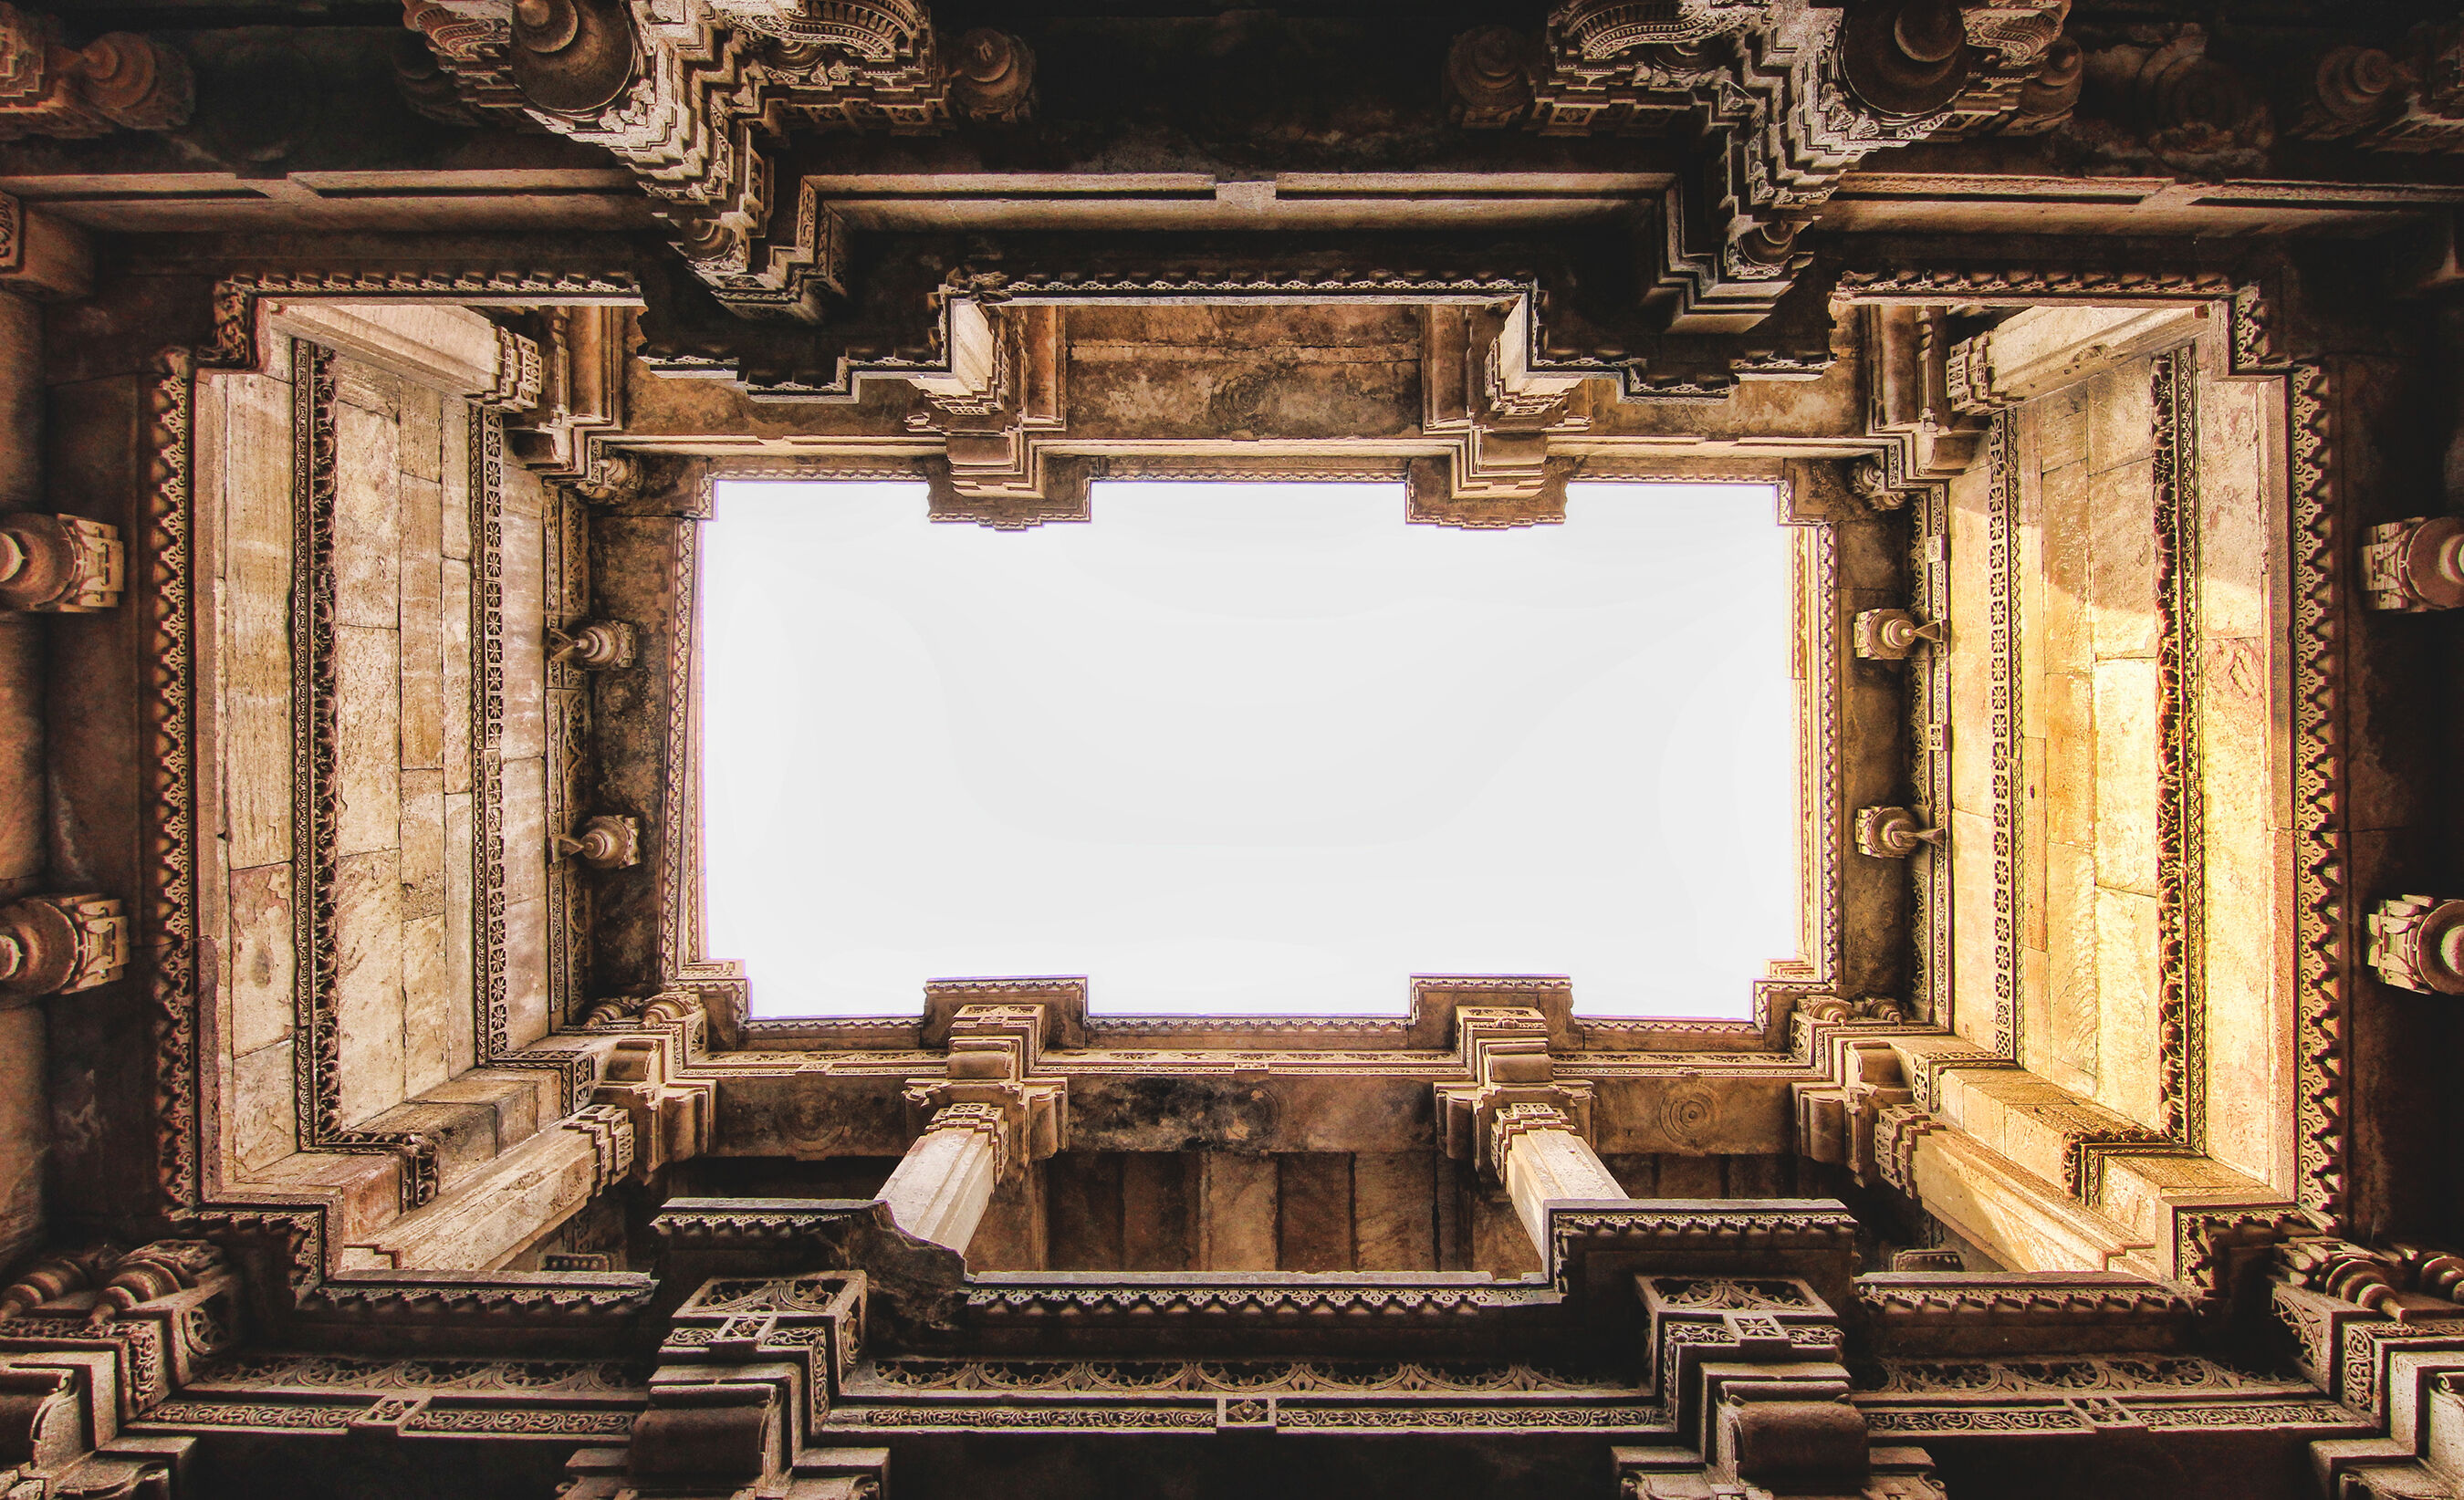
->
(1491, 1101, 1624, 1255)
(878, 1102, 1006, 1252)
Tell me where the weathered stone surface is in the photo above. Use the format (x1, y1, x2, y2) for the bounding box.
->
(1196, 1151, 1277, 1271)
(226, 861, 295, 1057)
(440, 397, 472, 562)
(503, 894, 549, 1048)
(232, 1039, 295, 1172)
(0, 1007, 41, 1267)
(333, 849, 404, 1127)
(220, 371, 295, 874)
(401, 911, 454, 1099)
(0, 618, 41, 886)
(2084, 360, 2154, 477)
(400, 383, 444, 483)
(443, 789, 475, 1078)
(500, 506, 547, 761)
(399, 475, 445, 772)
(2091, 657, 2161, 897)
(2092, 886, 2162, 1131)
(441, 557, 473, 796)
(502, 755, 547, 908)
(1276, 1152, 1352, 1271)
(333, 402, 402, 630)
(1352, 1151, 1434, 1270)
(333, 625, 401, 858)
(2085, 455, 2157, 661)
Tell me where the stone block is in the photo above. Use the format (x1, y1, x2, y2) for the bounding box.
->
(1276, 1152, 1353, 1271)
(0, 1008, 39, 1267)
(500, 506, 547, 760)
(333, 849, 405, 1127)
(440, 398, 473, 561)
(502, 755, 547, 907)
(226, 861, 295, 1057)
(444, 791, 475, 1077)
(333, 403, 402, 630)
(233, 1040, 296, 1172)
(1947, 807, 1999, 1048)
(2092, 658, 2161, 896)
(2084, 359, 2154, 475)
(2198, 378, 2272, 641)
(401, 912, 454, 1099)
(2086, 457, 2157, 660)
(399, 475, 445, 771)
(2032, 384, 2089, 472)
(0, 620, 41, 884)
(400, 384, 443, 482)
(2038, 459, 2092, 675)
(332, 355, 401, 420)
(1352, 1151, 1436, 1270)
(2092, 887, 2163, 1131)
(2041, 838, 2101, 1093)
(333, 625, 401, 859)
(442, 557, 472, 795)
(1197, 1152, 1279, 1270)
(1120, 1152, 1194, 1272)
(504, 894, 549, 1049)
(398, 767, 445, 922)
(2041, 669, 2095, 849)
(222, 373, 295, 874)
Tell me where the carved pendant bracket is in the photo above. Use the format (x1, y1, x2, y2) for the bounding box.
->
(0, 513, 123, 612)
(0, 894, 129, 998)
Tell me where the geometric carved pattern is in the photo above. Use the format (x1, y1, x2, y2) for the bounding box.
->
(289, 339, 440, 1211)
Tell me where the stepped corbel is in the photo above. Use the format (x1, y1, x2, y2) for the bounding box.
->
(883, 1005, 1066, 1251)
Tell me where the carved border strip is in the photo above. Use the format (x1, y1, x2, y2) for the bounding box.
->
(1987, 409, 2020, 1060)
(2151, 345, 2208, 1148)
(467, 410, 593, 1109)
(288, 338, 439, 1211)
(657, 516, 699, 984)
(208, 271, 639, 375)
(148, 349, 204, 1209)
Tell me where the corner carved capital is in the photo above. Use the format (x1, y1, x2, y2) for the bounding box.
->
(0, 894, 129, 998)
(2368, 894, 2464, 995)
(0, 513, 122, 612)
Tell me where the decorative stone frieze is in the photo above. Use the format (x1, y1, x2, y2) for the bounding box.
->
(2368, 894, 2464, 995)
(0, 894, 129, 998)
(1852, 609, 1945, 661)
(1854, 806, 1942, 859)
(547, 620, 637, 670)
(2362, 516, 2464, 612)
(0, 5, 193, 140)
(556, 814, 643, 870)
(0, 513, 122, 612)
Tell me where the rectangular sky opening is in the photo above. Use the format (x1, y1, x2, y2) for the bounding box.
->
(703, 478, 1798, 1019)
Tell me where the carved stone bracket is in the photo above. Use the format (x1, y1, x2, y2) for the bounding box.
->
(0, 894, 129, 998)
(1794, 1040, 1917, 1187)
(547, 620, 637, 670)
(1867, 306, 1989, 482)
(507, 305, 624, 482)
(2367, 894, 2464, 995)
(555, 814, 643, 870)
(1411, 301, 1585, 526)
(0, 5, 193, 141)
(2362, 516, 2464, 612)
(0, 513, 123, 611)
(1854, 806, 1942, 859)
(1853, 609, 1945, 661)
(910, 300, 1077, 525)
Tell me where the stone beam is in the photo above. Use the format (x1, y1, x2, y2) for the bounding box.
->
(337, 1104, 633, 1271)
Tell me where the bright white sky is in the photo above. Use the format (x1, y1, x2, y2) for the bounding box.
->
(703, 479, 1797, 1019)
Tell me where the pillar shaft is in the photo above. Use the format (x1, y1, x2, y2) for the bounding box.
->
(1494, 1102, 1624, 1256)
(879, 1104, 1005, 1252)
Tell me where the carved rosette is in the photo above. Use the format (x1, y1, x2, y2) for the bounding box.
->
(1854, 806, 1942, 859)
(2361, 516, 2464, 611)
(2366, 894, 2464, 995)
(0, 894, 129, 997)
(0, 513, 123, 611)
